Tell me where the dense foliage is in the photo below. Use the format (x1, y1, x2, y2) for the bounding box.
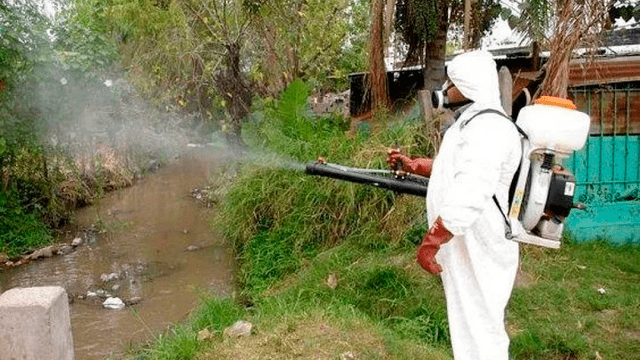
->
(395, 0, 502, 63)
(79, 0, 367, 137)
(0, 1, 68, 255)
(1, 0, 140, 257)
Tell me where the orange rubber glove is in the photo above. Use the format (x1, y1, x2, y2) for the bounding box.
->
(386, 149, 433, 177)
(417, 217, 453, 274)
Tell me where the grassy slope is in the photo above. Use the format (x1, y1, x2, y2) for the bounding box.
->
(127, 82, 640, 360)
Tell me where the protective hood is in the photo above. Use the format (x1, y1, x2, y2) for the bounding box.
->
(447, 50, 501, 107)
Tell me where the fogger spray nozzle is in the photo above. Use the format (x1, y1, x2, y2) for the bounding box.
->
(305, 162, 428, 197)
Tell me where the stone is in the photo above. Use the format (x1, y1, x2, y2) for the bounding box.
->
(0, 286, 74, 360)
(102, 297, 125, 310)
(223, 320, 253, 338)
(71, 237, 83, 247)
(25, 245, 55, 260)
(197, 328, 215, 341)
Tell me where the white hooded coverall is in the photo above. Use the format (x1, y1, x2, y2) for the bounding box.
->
(427, 50, 522, 360)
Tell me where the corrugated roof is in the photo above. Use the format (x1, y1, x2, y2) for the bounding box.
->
(569, 55, 640, 86)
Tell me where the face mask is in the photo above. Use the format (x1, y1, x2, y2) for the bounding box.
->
(431, 80, 472, 110)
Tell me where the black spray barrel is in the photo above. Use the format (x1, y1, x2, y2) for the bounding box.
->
(305, 162, 428, 197)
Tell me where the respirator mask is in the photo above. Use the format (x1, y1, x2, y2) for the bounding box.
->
(431, 80, 472, 110)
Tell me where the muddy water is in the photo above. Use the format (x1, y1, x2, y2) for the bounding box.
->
(0, 148, 235, 359)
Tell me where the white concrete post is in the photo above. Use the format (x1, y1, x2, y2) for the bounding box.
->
(0, 286, 74, 360)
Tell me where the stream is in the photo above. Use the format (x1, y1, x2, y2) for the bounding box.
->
(0, 147, 235, 359)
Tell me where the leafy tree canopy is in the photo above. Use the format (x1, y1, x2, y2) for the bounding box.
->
(0, 0, 52, 90)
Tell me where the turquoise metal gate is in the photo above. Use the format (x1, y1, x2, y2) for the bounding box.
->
(563, 84, 640, 244)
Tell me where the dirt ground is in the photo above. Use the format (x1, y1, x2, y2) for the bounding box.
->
(195, 313, 454, 360)
(198, 319, 390, 360)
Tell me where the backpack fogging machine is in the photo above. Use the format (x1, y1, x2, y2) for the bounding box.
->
(504, 97, 590, 248)
(304, 97, 589, 249)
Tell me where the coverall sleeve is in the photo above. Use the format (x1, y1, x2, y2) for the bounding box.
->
(439, 116, 519, 236)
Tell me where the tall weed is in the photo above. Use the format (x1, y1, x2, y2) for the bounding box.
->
(216, 80, 451, 354)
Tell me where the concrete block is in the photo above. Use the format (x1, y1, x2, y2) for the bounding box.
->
(0, 286, 74, 360)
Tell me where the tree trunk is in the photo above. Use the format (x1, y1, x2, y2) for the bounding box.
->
(369, 0, 390, 112)
(216, 42, 252, 149)
(463, 0, 471, 50)
(260, 21, 284, 96)
(423, 3, 448, 91)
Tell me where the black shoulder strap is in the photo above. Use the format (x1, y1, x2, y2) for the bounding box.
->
(461, 109, 529, 139)
(493, 195, 514, 239)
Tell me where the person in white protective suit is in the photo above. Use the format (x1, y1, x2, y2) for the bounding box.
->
(387, 50, 522, 360)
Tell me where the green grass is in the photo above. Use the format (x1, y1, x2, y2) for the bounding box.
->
(509, 241, 640, 360)
(0, 190, 52, 258)
(127, 81, 640, 360)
